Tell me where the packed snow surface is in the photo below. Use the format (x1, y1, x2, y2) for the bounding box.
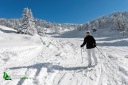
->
(0, 25, 128, 85)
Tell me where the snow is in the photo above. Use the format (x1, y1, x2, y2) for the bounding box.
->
(0, 25, 128, 85)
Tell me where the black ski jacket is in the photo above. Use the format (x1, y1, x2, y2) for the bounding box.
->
(81, 35, 96, 49)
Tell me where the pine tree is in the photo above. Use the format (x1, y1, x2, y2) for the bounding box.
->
(18, 8, 37, 36)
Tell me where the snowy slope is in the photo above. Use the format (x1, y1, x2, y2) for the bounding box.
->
(0, 25, 128, 85)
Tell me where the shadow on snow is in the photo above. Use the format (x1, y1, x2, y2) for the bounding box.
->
(0, 28, 17, 34)
(9, 63, 95, 85)
(97, 40, 128, 46)
(9, 63, 94, 73)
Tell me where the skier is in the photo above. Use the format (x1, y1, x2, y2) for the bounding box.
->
(80, 31, 97, 66)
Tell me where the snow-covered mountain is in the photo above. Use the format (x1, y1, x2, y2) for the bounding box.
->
(78, 11, 128, 35)
(0, 18, 79, 33)
(1, 11, 128, 37)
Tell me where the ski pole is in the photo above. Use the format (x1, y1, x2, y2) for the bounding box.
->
(81, 47, 83, 63)
(96, 47, 110, 63)
(96, 47, 106, 58)
(83, 46, 84, 52)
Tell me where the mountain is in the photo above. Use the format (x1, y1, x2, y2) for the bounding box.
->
(77, 11, 128, 34)
(0, 18, 79, 33)
(0, 10, 128, 36)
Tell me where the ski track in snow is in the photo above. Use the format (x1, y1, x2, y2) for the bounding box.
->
(0, 27, 128, 85)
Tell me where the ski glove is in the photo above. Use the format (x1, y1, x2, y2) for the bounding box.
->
(94, 44, 96, 47)
(80, 45, 83, 47)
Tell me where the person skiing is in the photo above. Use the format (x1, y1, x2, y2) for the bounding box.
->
(80, 31, 97, 66)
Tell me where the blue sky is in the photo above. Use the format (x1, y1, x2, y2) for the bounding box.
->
(0, 0, 128, 24)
